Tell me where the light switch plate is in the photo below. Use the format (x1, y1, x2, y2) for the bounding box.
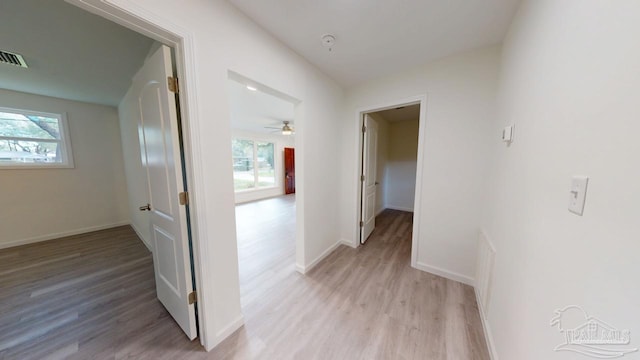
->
(568, 176, 589, 216)
(502, 125, 514, 143)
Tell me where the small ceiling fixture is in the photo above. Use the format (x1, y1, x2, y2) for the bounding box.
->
(265, 120, 294, 135)
(246, 85, 257, 91)
(0, 50, 28, 68)
(321, 34, 336, 52)
(281, 121, 293, 135)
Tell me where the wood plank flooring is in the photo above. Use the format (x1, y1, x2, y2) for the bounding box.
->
(211, 195, 490, 359)
(235, 195, 296, 310)
(0, 195, 489, 359)
(0, 226, 203, 360)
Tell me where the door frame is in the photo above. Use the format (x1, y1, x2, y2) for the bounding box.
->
(66, 0, 213, 350)
(353, 95, 428, 268)
(226, 71, 307, 274)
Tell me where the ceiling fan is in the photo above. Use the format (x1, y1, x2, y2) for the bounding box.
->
(265, 120, 294, 135)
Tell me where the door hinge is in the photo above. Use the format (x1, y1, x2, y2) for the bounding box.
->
(188, 291, 197, 305)
(168, 76, 179, 93)
(179, 191, 189, 205)
(362, 124, 366, 133)
(359, 221, 364, 227)
(361, 174, 365, 182)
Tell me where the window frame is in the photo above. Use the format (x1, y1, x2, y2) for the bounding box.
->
(0, 107, 74, 169)
(232, 137, 277, 193)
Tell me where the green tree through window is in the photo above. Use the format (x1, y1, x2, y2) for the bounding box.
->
(0, 108, 73, 167)
(232, 138, 275, 191)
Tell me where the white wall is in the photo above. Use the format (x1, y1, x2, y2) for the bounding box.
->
(340, 46, 500, 283)
(481, 1, 640, 358)
(0, 89, 129, 248)
(385, 119, 419, 212)
(118, 83, 151, 248)
(76, 0, 345, 349)
(232, 129, 294, 204)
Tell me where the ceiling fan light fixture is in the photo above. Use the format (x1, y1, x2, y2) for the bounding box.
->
(265, 120, 294, 135)
(281, 125, 293, 135)
(281, 121, 293, 135)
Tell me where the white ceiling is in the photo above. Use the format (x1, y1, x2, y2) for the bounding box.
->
(375, 104, 420, 123)
(228, 78, 295, 135)
(0, 1, 521, 106)
(0, 0, 154, 106)
(227, 0, 521, 86)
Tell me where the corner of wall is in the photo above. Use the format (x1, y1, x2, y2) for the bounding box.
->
(298, 239, 343, 273)
(130, 222, 152, 251)
(206, 314, 245, 351)
(340, 237, 358, 249)
(413, 261, 475, 286)
(475, 289, 499, 360)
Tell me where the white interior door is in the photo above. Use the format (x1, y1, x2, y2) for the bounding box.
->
(361, 114, 378, 243)
(134, 44, 197, 339)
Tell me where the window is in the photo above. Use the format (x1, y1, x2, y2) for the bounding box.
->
(0, 107, 73, 168)
(232, 138, 275, 191)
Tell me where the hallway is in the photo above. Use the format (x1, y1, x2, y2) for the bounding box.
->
(213, 203, 489, 359)
(0, 198, 488, 359)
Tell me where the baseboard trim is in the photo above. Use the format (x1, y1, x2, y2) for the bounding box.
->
(414, 261, 474, 286)
(130, 223, 152, 251)
(475, 289, 499, 360)
(208, 314, 244, 351)
(296, 240, 341, 274)
(234, 191, 288, 205)
(385, 205, 414, 213)
(0, 221, 131, 250)
(339, 238, 357, 249)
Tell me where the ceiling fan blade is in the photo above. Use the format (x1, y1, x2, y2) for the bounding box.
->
(264, 126, 281, 129)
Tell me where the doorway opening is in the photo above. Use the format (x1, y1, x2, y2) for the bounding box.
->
(64, 0, 214, 348)
(0, 0, 207, 355)
(356, 97, 427, 266)
(226, 72, 300, 311)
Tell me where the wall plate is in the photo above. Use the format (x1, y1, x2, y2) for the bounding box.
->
(502, 125, 513, 143)
(568, 176, 589, 216)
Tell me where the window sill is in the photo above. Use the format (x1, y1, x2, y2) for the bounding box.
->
(234, 185, 279, 194)
(0, 163, 75, 170)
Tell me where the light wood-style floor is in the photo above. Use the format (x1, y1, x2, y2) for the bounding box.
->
(0, 195, 489, 359)
(212, 195, 490, 359)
